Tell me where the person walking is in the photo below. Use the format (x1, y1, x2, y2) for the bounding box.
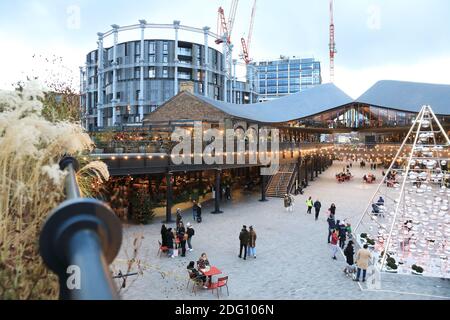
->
(247, 226, 257, 258)
(225, 185, 231, 200)
(186, 222, 195, 252)
(306, 196, 313, 214)
(355, 244, 372, 282)
(330, 229, 339, 260)
(329, 203, 336, 216)
(238, 225, 250, 260)
(313, 199, 322, 220)
(327, 214, 336, 243)
(343, 240, 355, 276)
(192, 200, 198, 220)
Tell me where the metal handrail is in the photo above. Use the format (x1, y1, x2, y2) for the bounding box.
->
(39, 157, 123, 300)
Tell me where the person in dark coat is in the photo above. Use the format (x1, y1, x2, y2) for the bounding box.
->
(161, 224, 168, 247)
(196, 203, 202, 222)
(313, 199, 322, 221)
(344, 240, 355, 267)
(337, 220, 347, 249)
(166, 228, 175, 258)
(238, 225, 250, 260)
(329, 203, 336, 216)
(327, 215, 336, 243)
(177, 222, 187, 257)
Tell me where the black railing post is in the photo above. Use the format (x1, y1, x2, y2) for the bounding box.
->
(259, 171, 268, 202)
(39, 157, 122, 300)
(164, 171, 174, 223)
(211, 169, 223, 214)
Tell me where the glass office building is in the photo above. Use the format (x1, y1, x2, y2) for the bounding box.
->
(253, 57, 322, 102)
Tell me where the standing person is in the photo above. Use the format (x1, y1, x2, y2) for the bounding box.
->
(343, 240, 355, 276)
(238, 225, 250, 260)
(196, 203, 202, 223)
(166, 227, 175, 258)
(186, 222, 195, 252)
(329, 203, 336, 216)
(306, 196, 313, 214)
(327, 214, 336, 243)
(192, 200, 198, 220)
(355, 244, 372, 282)
(176, 208, 183, 226)
(225, 185, 231, 200)
(289, 193, 295, 212)
(337, 220, 347, 249)
(161, 224, 168, 247)
(330, 229, 339, 260)
(283, 194, 290, 212)
(177, 222, 186, 257)
(313, 199, 322, 221)
(247, 226, 257, 258)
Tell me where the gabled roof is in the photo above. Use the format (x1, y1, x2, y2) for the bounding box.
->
(357, 80, 450, 115)
(194, 83, 354, 123)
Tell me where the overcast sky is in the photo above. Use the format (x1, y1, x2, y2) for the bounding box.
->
(0, 0, 449, 97)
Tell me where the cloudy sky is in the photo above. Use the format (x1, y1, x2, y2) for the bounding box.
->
(0, 0, 449, 97)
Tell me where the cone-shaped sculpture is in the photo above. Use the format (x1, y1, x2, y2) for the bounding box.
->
(354, 105, 450, 278)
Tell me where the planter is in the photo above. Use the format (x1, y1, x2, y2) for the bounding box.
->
(115, 147, 124, 153)
(411, 270, 423, 275)
(93, 148, 104, 154)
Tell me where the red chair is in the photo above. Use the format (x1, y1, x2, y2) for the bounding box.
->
(209, 276, 229, 298)
(157, 240, 169, 257)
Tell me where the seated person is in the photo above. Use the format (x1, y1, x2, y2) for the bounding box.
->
(197, 253, 210, 270)
(363, 175, 368, 182)
(187, 261, 207, 287)
(372, 203, 380, 214)
(376, 196, 384, 206)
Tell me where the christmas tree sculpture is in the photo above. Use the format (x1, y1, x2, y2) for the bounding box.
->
(354, 105, 450, 278)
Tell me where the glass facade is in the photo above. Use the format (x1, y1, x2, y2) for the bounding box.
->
(254, 57, 322, 101)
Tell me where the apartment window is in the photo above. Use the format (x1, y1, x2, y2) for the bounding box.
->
(135, 42, 141, 53)
(163, 55, 168, 63)
(148, 67, 155, 78)
(149, 54, 156, 63)
(163, 41, 168, 53)
(135, 90, 140, 101)
(135, 67, 140, 79)
(116, 92, 121, 101)
(124, 43, 128, 56)
(149, 41, 156, 54)
(177, 71, 191, 80)
(162, 67, 168, 78)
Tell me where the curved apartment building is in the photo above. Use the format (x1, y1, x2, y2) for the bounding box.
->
(80, 20, 258, 131)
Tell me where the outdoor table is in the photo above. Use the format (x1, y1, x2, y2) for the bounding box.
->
(200, 266, 222, 288)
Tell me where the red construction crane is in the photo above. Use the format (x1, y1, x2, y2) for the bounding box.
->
(215, 0, 239, 45)
(329, 0, 337, 82)
(241, 0, 257, 64)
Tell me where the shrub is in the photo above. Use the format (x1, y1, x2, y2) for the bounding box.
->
(412, 264, 424, 273)
(360, 233, 368, 239)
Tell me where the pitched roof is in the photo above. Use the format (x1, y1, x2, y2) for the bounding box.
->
(194, 83, 354, 123)
(357, 80, 450, 115)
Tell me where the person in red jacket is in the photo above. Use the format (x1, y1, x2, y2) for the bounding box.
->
(330, 229, 339, 260)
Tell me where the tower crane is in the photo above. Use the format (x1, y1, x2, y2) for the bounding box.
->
(329, 0, 337, 82)
(240, 0, 257, 64)
(216, 0, 239, 44)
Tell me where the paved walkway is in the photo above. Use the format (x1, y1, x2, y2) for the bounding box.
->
(115, 161, 450, 300)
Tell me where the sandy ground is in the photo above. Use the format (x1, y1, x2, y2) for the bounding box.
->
(115, 161, 450, 300)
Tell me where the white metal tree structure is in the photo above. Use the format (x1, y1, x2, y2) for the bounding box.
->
(354, 105, 450, 278)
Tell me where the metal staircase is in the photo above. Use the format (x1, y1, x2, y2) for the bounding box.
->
(265, 163, 297, 198)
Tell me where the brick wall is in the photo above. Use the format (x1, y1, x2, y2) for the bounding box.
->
(143, 92, 231, 123)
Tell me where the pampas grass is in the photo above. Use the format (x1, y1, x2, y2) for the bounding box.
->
(0, 81, 104, 299)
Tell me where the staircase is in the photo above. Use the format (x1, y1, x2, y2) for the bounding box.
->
(265, 163, 297, 198)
